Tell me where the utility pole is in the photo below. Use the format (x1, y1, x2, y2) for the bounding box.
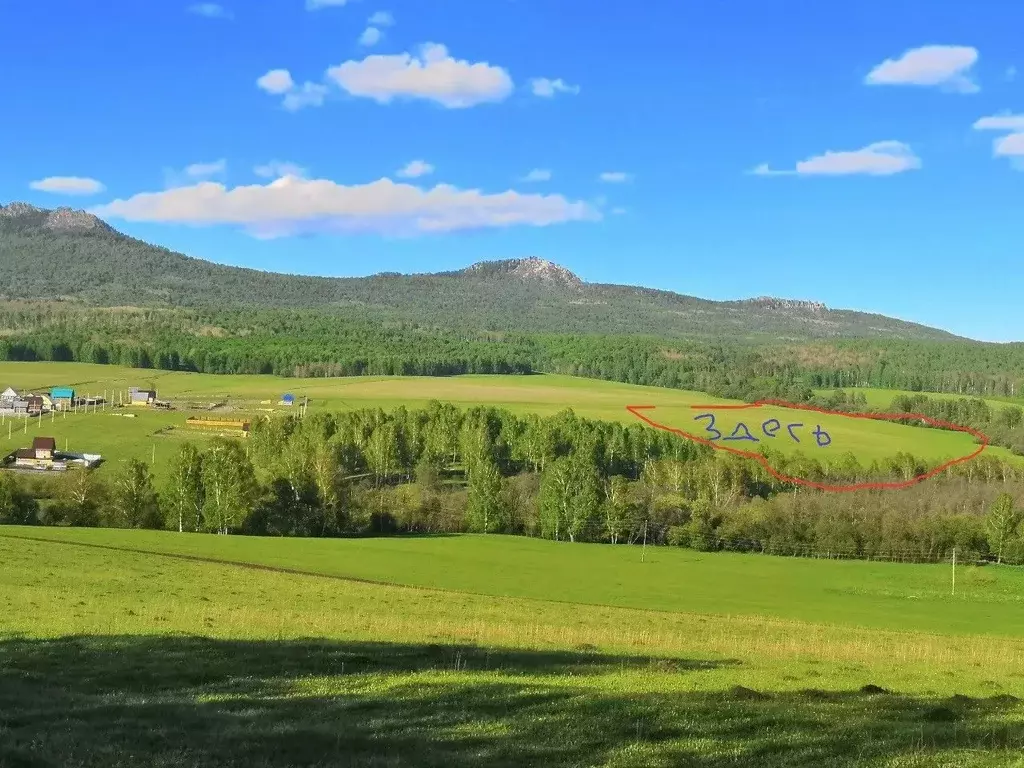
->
(951, 547, 957, 597)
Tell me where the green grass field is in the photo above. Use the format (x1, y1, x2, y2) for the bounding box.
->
(814, 387, 1023, 413)
(3, 527, 1024, 766)
(0, 362, 1015, 482)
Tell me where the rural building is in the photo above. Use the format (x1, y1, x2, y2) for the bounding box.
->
(51, 387, 75, 410)
(280, 393, 295, 407)
(0, 387, 18, 406)
(13, 437, 60, 470)
(129, 387, 157, 406)
(12, 398, 28, 415)
(32, 437, 55, 460)
(39, 394, 53, 411)
(26, 396, 43, 416)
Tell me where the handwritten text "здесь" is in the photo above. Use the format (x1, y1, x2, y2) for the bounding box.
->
(693, 413, 831, 446)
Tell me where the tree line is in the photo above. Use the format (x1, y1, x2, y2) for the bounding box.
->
(2, 403, 1023, 565)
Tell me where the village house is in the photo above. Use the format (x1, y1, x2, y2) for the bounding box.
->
(0, 387, 18, 409)
(13, 437, 59, 470)
(129, 387, 157, 406)
(51, 387, 75, 410)
(25, 396, 43, 416)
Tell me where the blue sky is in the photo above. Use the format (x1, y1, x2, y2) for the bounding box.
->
(2, 0, 1023, 341)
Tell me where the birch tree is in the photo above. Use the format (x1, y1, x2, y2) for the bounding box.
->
(166, 442, 205, 532)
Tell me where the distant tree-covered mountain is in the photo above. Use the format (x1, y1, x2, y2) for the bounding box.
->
(0, 201, 960, 342)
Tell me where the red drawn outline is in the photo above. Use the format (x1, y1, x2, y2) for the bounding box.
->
(625, 399, 989, 492)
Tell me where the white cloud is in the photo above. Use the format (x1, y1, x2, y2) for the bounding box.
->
(368, 11, 394, 26)
(1007, 66, 1018, 82)
(326, 43, 513, 108)
(396, 160, 434, 178)
(611, 207, 627, 215)
(254, 160, 309, 179)
(282, 82, 328, 111)
(598, 171, 632, 183)
(973, 113, 1024, 131)
(530, 77, 579, 98)
(29, 176, 106, 195)
(187, 3, 232, 18)
(257, 69, 295, 95)
(752, 141, 921, 176)
(257, 70, 328, 111)
(994, 132, 1024, 157)
(185, 159, 227, 178)
(91, 176, 600, 237)
(306, 0, 350, 8)
(521, 169, 552, 182)
(865, 45, 979, 93)
(972, 114, 1024, 168)
(359, 27, 382, 46)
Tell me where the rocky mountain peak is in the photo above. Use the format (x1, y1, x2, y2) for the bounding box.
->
(462, 257, 582, 286)
(0, 202, 43, 218)
(744, 296, 829, 313)
(44, 206, 110, 232)
(0, 201, 113, 234)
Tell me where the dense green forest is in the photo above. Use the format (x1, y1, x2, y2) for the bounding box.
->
(4, 404, 1023, 565)
(0, 202, 958, 340)
(2, 304, 1024, 399)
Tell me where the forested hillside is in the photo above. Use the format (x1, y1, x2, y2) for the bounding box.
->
(0, 201, 957, 341)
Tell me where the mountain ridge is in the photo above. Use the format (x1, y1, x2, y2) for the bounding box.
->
(0, 201, 962, 342)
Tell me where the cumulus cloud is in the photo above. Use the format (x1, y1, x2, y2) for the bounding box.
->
(752, 141, 921, 176)
(254, 160, 309, 179)
(865, 45, 979, 93)
(994, 133, 1024, 157)
(257, 70, 328, 111)
(185, 159, 227, 178)
(598, 171, 632, 183)
(326, 43, 513, 108)
(306, 0, 350, 8)
(368, 11, 394, 26)
(973, 113, 1024, 167)
(29, 176, 106, 195)
(187, 3, 232, 18)
(1007, 66, 1018, 82)
(396, 160, 434, 178)
(973, 113, 1024, 131)
(359, 27, 382, 46)
(91, 176, 600, 238)
(521, 169, 552, 182)
(257, 69, 294, 95)
(530, 77, 579, 98)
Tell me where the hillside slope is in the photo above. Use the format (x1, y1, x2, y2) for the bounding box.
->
(0, 201, 960, 341)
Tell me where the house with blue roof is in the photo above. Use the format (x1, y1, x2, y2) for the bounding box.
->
(51, 387, 75, 411)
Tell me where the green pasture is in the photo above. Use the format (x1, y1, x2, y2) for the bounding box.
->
(3, 528, 1024, 766)
(0, 362, 1015, 477)
(4, 526, 1022, 637)
(814, 386, 1024, 413)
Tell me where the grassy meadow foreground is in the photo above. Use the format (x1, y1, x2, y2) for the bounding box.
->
(3, 528, 1024, 767)
(0, 362, 1017, 483)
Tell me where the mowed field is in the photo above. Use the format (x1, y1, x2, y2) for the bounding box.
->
(3, 527, 1024, 767)
(0, 362, 1015, 481)
(814, 387, 1023, 413)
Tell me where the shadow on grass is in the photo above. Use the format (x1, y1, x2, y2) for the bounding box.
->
(0, 635, 1021, 767)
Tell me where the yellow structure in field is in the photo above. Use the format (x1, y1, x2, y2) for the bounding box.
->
(184, 417, 251, 436)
